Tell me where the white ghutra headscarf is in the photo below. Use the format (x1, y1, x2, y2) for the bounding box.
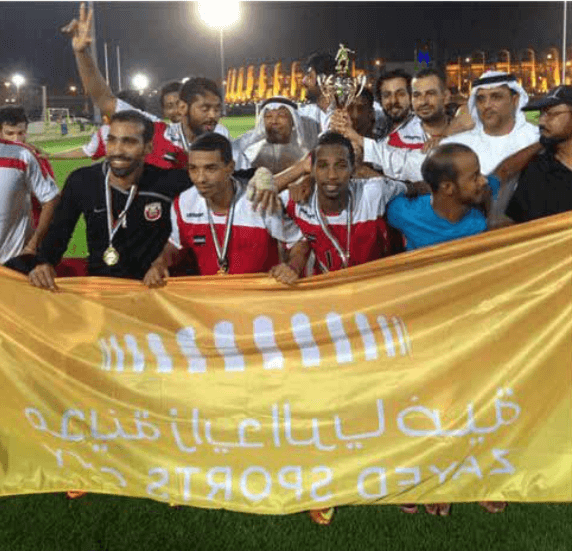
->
(468, 70, 529, 131)
(236, 96, 312, 165)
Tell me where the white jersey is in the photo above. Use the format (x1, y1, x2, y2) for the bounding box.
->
(441, 121, 539, 223)
(362, 137, 425, 182)
(0, 140, 59, 263)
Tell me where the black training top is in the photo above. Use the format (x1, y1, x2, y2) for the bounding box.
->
(36, 163, 192, 279)
(506, 150, 572, 223)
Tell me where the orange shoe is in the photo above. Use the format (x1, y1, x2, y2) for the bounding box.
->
(308, 507, 335, 525)
(424, 503, 451, 516)
(66, 491, 86, 499)
(479, 501, 507, 513)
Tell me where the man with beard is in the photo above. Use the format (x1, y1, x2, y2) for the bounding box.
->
(28, 111, 192, 291)
(441, 71, 539, 226)
(62, 3, 246, 171)
(386, 140, 542, 251)
(506, 86, 572, 222)
(375, 69, 413, 141)
(235, 97, 312, 174)
(49, 90, 148, 161)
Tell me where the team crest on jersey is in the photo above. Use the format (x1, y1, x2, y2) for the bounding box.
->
(144, 202, 162, 221)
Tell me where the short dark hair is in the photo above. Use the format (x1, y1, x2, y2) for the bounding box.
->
(413, 67, 447, 91)
(116, 90, 147, 112)
(0, 105, 28, 129)
(421, 143, 476, 192)
(109, 110, 155, 144)
(303, 52, 336, 76)
(356, 87, 374, 108)
(189, 132, 233, 164)
(180, 78, 221, 106)
(375, 69, 412, 102)
(313, 131, 355, 168)
(160, 81, 182, 107)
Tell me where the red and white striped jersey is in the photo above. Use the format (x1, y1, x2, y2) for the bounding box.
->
(0, 139, 59, 263)
(280, 177, 406, 274)
(386, 114, 426, 150)
(83, 124, 110, 160)
(170, 180, 303, 275)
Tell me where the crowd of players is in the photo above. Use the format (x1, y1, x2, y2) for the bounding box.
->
(1, 2, 571, 519)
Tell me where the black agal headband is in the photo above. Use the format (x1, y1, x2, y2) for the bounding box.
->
(471, 74, 517, 88)
(260, 97, 298, 110)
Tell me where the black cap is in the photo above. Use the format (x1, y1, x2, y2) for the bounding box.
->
(522, 85, 572, 111)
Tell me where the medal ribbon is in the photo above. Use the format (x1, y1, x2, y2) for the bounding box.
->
(207, 180, 237, 272)
(105, 170, 138, 249)
(313, 187, 353, 272)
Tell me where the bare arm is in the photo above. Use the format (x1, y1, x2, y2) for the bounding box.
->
(22, 195, 60, 255)
(50, 148, 89, 160)
(143, 241, 187, 288)
(62, 3, 117, 118)
(444, 104, 475, 137)
(273, 152, 312, 193)
(492, 141, 543, 186)
(269, 239, 310, 285)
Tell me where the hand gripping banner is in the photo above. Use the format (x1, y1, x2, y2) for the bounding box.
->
(0, 212, 570, 513)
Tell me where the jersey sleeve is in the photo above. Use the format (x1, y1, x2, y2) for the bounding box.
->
(263, 209, 304, 247)
(362, 177, 407, 217)
(83, 128, 107, 159)
(168, 201, 183, 250)
(115, 98, 162, 122)
(35, 171, 83, 266)
(25, 150, 59, 204)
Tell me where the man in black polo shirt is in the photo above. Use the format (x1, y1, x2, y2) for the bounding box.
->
(29, 110, 192, 290)
(506, 86, 572, 223)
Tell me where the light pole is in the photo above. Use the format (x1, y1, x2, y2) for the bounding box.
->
(197, 1, 240, 115)
(11, 74, 25, 103)
(131, 73, 150, 96)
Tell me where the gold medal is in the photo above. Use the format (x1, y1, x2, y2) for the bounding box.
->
(217, 267, 227, 275)
(103, 246, 120, 266)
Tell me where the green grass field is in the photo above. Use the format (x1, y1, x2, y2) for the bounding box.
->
(18, 114, 570, 551)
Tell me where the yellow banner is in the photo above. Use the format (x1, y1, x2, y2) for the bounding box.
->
(0, 212, 571, 513)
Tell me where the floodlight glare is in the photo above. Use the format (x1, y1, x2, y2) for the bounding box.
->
(132, 73, 150, 92)
(198, 1, 240, 29)
(11, 74, 25, 88)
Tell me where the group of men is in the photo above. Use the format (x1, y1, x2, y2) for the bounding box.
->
(1, 1, 571, 519)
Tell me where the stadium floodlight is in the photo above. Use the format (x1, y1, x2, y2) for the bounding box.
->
(132, 73, 150, 94)
(197, 1, 240, 114)
(11, 74, 25, 102)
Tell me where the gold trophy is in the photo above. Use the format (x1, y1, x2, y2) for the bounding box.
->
(317, 44, 367, 108)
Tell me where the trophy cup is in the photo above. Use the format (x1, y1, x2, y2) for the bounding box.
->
(317, 44, 367, 108)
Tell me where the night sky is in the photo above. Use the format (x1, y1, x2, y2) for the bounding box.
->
(0, 1, 568, 93)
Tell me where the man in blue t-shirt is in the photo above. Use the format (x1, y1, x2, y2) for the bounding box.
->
(386, 141, 542, 251)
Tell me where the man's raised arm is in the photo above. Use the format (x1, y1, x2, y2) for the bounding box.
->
(62, 2, 117, 118)
(491, 141, 543, 186)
